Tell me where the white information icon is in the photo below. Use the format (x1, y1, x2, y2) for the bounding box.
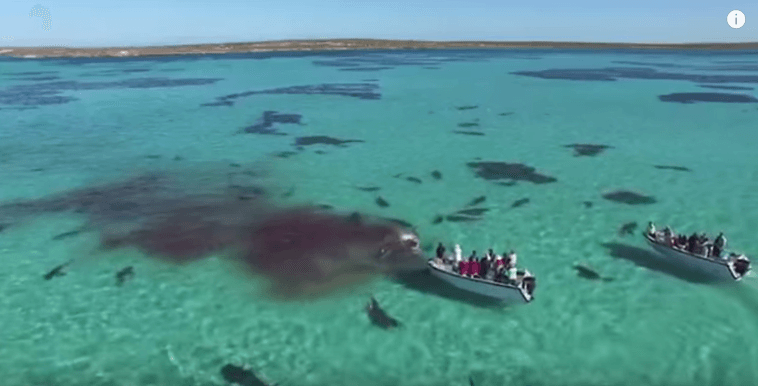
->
(728, 10, 745, 29)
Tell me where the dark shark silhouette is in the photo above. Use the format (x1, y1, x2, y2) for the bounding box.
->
(365, 296, 401, 329)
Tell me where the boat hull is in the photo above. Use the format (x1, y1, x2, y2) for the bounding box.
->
(643, 233, 742, 281)
(427, 260, 532, 304)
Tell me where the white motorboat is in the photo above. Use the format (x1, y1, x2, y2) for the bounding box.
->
(427, 259, 534, 304)
(643, 232, 751, 281)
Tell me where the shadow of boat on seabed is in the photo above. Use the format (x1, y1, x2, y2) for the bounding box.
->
(391, 269, 506, 309)
(600, 242, 729, 284)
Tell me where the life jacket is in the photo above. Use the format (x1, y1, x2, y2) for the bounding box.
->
(496, 258, 505, 267)
(459, 261, 469, 275)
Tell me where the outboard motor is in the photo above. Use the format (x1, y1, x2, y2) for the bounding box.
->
(523, 276, 536, 295)
(734, 256, 750, 276)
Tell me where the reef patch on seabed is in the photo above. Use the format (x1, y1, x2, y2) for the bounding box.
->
(454, 208, 489, 216)
(356, 186, 381, 192)
(7, 75, 61, 81)
(698, 84, 754, 91)
(610, 60, 689, 68)
(273, 151, 298, 159)
(609, 60, 758, 72)
(339, 66, 394, 72)
(293, 136, 365, 147)
(0, 164, 426, 299)
(466, 161, 557, 184)
(2, 71, 59, 76)
(444, 214, 482, 222)
(79, 68, 151, 77)
(601, 190, 657, 205)
(310, 53, 456, 71)
(0, 77, 223, 107)
(201, 83, 381, 107)
(563, 144, 613, 157)
(1, 70, 61, 82)
(240, 111, 303, 135)
(697, 63, 758, 72)
(510, 67, 758, 84)
(658, 92, 758, 104)
(653, 165, 692, 172)
(452, 131, 485, 136)
(0, 106, 38, 111)
(308, 49, 541, 73)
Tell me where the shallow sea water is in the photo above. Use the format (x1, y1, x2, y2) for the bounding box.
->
(1, 49, 758, 386)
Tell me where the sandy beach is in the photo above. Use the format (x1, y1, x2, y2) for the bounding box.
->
(1, 39, 757, 58)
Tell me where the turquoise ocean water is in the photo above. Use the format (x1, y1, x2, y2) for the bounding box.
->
(1, 49, 758, 386)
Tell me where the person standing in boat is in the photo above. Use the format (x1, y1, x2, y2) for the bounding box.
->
(699, 233, 709, 256)
(677, 234, 687, 250)
(469, 255, 481, 278)
(507, 265, 518, 284)
(467, 250, 478, 276)
(506, 250, 517, 269)
(647, 222, 656, 237)
(489, 251, 502, 278)
(664, 227, 676, 246)
(687, 233, 698, 253)
(714, 232, 727, 258)
(479, 250, 492, 279)
(501, 251, 513, 279)
(443, 246, 456, 268)
(433, 243, 446, 267)
(452, 244, 463, 272)
(458, 254, 469, 276)
(493, 254, 505, 282)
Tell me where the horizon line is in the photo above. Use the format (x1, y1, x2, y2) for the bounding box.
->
(4, 38, 758, 49)
(2, 39, 758, 58)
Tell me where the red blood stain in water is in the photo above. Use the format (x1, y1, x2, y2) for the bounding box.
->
(0, 168, 425, 298)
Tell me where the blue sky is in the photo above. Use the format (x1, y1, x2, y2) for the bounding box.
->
(1, 0, 757, 47)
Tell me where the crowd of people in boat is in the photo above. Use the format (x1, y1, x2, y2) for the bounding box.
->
(433, 243, 536, 294)
(646, 222, 728, 258)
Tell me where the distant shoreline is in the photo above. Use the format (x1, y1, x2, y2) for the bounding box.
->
(1, 39, 758, 58)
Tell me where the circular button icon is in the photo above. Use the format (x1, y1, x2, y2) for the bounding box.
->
(728, 10, 745, 29)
